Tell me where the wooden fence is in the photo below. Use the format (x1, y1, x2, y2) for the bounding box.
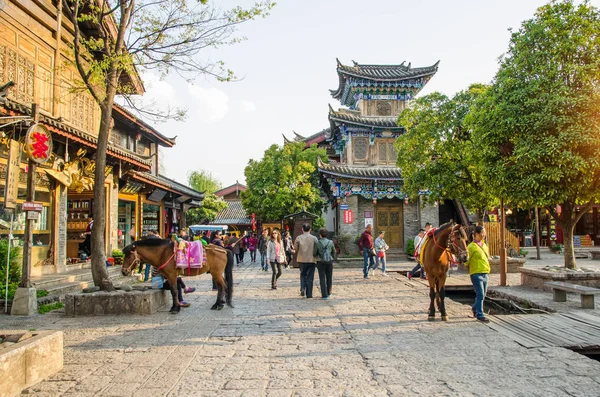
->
(483, 222, 520, 256)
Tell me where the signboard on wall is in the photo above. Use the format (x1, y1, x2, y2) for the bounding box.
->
(25, 123, 53, 164)
(4, 140, 21, 210)
(365, 218, 374, 228)
(343, 210, 353, 224)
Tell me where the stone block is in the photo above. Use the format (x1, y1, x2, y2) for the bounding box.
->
(0, 331, 63, 397)
(64, 289, 167, 316)
(10, 287, 38, 316)
(489, 258, 526, 273)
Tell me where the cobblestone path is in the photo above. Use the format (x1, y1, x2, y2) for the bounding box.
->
(3, 263, 600, 396)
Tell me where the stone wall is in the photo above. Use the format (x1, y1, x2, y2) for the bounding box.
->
(403, 201, 419, 248)
(338, 196, 359, 255)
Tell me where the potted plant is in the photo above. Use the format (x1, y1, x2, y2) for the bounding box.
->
(112, 248, 125, 265)
(551, 243, 563, 254)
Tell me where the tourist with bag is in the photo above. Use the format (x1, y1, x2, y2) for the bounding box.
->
(316, 228, 336, 299)
(373, 230, 389, 276)
(358, 224, 376, 279)
(267, 228, 286, 289)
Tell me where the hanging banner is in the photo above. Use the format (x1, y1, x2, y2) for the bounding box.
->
(343, 210, 353, 224)
(25, 123, 53, 164)
(4, 140, 21, 210)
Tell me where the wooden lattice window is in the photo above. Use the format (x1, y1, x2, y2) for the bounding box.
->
(1, 47, 35, 105)
(353, 137, 368, 163)
(378, 212, 388, 227)
(377, 139, 397, 165)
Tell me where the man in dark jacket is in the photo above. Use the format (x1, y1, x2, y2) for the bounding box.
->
(358, 224, 375, 279)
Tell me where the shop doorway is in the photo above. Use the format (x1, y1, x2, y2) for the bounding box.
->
(118, 199, 137, 249)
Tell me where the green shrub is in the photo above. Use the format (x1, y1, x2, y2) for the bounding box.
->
(36, 289, 48, 298)
(406, 239, 415, 257)
(38, 301, 64, 314)
(519, 248, 528, 257)
(112, 248, 124, 258)
(551, 243, 563, 254)
(0, 239, 22, 301)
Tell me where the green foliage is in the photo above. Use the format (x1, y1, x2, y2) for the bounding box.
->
(396, 85, 497, 218)
(519, 249, 529, 258)
(0, 239, 22, 301)
(406, 239, 415, 257)
(38, 302, 64, 314)
(467, 0, 600, 268)
(111, 249, 124, 259)
(242, 142, 327, 222)
(186, 193, 227, 225)
(187, 170, 222, 195)
(551, 244, 564, 254)
(36, 290, 48, 298)
(312, 217, 326, 230)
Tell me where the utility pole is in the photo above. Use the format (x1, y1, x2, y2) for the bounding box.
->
(535, 206, 541, 260)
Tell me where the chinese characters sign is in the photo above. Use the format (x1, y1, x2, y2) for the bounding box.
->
(3, 140, 21, 210)
(343, 210, 353, 224)
(25, 123, 53, 164)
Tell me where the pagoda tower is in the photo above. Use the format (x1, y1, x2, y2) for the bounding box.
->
(318, 59, 439, 250)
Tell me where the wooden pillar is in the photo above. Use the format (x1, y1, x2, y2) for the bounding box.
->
(179, 203, 185, 231)
(500, 199, 507, 286)
(535, 206, 541, 260)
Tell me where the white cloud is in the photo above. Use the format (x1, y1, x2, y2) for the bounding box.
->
(188, 85, 229, 121)
(240, 100, 257, 112)
(140, 72, 176, 105)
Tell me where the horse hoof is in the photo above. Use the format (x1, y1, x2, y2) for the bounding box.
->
(442, 315, 449, 322)
(428, 316, 435, 321)
(217, 305, 224, 311)
(227, 303, 234, 308)
(210, 304, 218, 310)
(170, 307, 180, 314)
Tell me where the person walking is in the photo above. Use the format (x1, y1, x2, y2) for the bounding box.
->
(407, 229, 426, 279)
(373, 230, 389, 276)
(466, 225, 491, 323)
(283, 232, 295, 269)
(358, 224, 376, 279)
(267, 228, 286, 289)
(258, 228, 270, 271)
(230, 234, 240, 264)
(294, 223, 318, 298)
(238, 233, 247, 264)
(249, 233, 258, 262)
(316, 228, 336, 299)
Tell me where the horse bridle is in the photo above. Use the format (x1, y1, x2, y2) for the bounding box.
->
(124, 246, 141, 274)
(432, 224, 468, 263)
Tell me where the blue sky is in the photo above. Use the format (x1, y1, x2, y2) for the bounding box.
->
(141, 0, 594, 188)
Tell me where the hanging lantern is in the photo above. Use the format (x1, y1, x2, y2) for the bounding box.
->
(373, 197, 377, 205)
(404, 197, 409, 205)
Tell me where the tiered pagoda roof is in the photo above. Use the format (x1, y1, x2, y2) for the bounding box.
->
(330, 59, 439, 108)
(318, 158, 402, 181)
(328, 106, 404, 132)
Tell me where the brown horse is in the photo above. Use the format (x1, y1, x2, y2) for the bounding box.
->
(121, 239, 234, 313)
(420, 222, 469, 321)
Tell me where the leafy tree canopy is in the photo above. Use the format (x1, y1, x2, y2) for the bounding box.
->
(467, 0, 600, 268)
(186, 169, 226, 225)
(396, 84, 497, 218)
(242, 142, 327, 222)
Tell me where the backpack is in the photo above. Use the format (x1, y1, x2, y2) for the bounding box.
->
(318, 239, 334, 263)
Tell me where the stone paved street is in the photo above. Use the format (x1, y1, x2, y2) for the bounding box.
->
(3, 261, 600, 396)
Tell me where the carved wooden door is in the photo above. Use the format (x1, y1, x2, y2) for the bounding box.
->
(375, 203, 403, 248)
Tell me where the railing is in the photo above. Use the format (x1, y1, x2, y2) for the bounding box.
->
(483, 222, 520, 256)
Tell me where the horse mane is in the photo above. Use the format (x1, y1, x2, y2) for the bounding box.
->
(433, 221, 454, 235)
(123, 238, 172, 255)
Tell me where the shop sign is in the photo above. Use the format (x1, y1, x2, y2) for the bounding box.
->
(251, 213, 256, 231)
(343, 210, 353, 224)
(27, 211, 40, 220)
(23, 202, 43, 212)
(340, 204, 349, 210)
(25, 123, 53, 164)
(3, 140, 21, 210)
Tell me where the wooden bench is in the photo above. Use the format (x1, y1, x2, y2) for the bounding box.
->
(590, 251, 600, 260)
(544, 281, 600, 309)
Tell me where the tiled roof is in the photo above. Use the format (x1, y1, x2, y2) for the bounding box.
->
(113, 104, 176, 147)
(336, 59, 439, 81)
(130, 171, 204, 201)
(1, 99, 152, 169)
(211, 200, 251, 225)
(318, 158, 402, 181)
(214, 183, 247, 197)
(328, 106, 404, 130)
(283, 128, 330, 146)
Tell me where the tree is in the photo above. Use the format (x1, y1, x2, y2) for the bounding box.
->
(242, 142, 327, 222)
(186, 169, 226, 225)
(396, 85, 497, 220)
(65, 0, 273, 289)
(467, 0, 600, 269)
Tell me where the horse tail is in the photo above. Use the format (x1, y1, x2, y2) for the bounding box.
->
(225, 249, 234, 307)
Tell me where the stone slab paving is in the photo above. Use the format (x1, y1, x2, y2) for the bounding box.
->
(1, 261, 600, 396)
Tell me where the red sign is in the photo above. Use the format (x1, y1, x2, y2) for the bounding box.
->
(343, 210, 353, 224)
(251, 213, 256, 231)
(23, 202, 43, 212)
(25, 123, 53, 164)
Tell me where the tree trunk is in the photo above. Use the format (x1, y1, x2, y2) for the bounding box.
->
(91, 81, 117, 290)
(555, 202, 576, 270)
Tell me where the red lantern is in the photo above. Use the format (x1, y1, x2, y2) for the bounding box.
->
(404, 197, 409, 205)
